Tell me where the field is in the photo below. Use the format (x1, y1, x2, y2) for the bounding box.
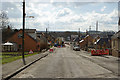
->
(0, 52, 39, 64)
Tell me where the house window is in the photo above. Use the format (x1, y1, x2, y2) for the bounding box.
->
(18, 34, 22, 38)
(19, 44, 22, 49)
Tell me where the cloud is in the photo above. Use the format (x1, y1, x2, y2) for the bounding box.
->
(1, 2, 118, 31)
(53, 8, 118, 31)
(1, 2, 22, 18)
(57, 8, 72, 17)
(1, 0, 120, 2)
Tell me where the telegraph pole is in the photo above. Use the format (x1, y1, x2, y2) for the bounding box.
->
(78, 28, 80, 48)
(78, 28, 80, 38)
(78, 28, 80, 42)
(96, 21, 98, 31)
(46, 28, 48, 49)
(96, 21, 98, 36)
(89, 26, 91, 31)
(86, 29, 88, 51)
(22, 0, 26, 65)
(46, 28, 48, 40)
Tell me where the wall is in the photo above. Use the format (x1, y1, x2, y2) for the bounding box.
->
(111, 38, 119, 57)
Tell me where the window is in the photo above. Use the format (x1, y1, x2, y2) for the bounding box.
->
(19, 44, 22, 49)
(18, 34, 22, 38)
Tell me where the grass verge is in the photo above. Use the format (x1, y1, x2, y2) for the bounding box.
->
(1, 52, 39, 64)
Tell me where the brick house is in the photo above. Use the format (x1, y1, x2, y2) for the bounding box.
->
(6, 29, 40, 52)
(94, 38, 110, 49)
(111, 31, 120, 57)
(79, 35, 94, 50)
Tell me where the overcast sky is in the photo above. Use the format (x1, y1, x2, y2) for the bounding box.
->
(0, 1, 119, 32)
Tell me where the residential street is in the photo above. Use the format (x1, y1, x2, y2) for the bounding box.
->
(13, 45, 118, 78)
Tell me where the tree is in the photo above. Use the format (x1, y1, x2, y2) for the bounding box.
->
(0, 11, 14, 42)
(0, 11, 9, 29)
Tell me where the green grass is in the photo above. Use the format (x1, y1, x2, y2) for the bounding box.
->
(1, 52, 39, 64)
(1, 52, 29, 54)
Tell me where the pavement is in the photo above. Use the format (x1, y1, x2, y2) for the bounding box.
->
(12, 45, 119, 78)
(2, 50, 50, 78)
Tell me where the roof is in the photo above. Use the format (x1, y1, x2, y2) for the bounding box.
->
(94, 39, 100, 44)
(85, 35, 89, 38)
(2, 42, 13, 46)
(26, 33, 38, 42)
(20, 29, 36, 33)
(73, 37, 80, 42)
(95, 38, 109, 45)
(79, 40, 84, 43)
(7, 29, 38, 43)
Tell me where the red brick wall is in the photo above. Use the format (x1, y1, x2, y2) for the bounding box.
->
(7, 30, 38, 52)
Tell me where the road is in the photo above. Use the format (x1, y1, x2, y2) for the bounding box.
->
(13, 45, 118, 78)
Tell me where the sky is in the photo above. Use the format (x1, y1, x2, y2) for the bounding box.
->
(0, 1, 119, 32)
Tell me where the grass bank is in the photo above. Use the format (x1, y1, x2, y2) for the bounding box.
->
(1, 52, 39, 64)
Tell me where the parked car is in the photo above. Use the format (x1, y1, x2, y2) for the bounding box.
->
(73, 45, 80, 51)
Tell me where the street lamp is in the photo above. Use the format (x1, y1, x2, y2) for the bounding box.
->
(26, 16, 34, 18)
(22, 0, 26, 65)
(22, 0, 34, 65)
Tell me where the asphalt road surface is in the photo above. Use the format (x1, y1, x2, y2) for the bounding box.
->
(13, 45, 118, 78)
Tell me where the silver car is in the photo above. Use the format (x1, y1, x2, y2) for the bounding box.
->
(73, 45, 80, 51)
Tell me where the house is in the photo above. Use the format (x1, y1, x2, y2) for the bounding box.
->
(5, 29, 40, 52)
(94, 38, 110, 49)
(37, 33, 48, 51)
(79, 35, 94, 50)
(73, 37, 80, 45)
(111, 31, 120, 57)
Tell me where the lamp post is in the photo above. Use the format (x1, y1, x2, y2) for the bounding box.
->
(22, 0, 26, 65)
(22, 0, 34, 65)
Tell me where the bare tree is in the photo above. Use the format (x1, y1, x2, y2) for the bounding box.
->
(0, 11, 14, 42)
(0, 11, 9, 30)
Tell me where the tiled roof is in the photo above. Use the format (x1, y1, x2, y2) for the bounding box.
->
(96, 38, 109, 45)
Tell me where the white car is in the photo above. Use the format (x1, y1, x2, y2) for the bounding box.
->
(73, 45, 80, 51)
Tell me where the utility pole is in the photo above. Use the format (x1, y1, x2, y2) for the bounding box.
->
(78, 28, 81, 47)
(46, 28, 48, 39)
(96, 21, 98, 36)
(22, 0, 26, 65)
(46, 28, 48, 49)
(78, 28, 80, 41)
(78, 28, 80, 38)
(96, 21, 98, 31)
(86, 29, 88, 51)
(89, 26, 91, 31)
(118, 17, 120, 62)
